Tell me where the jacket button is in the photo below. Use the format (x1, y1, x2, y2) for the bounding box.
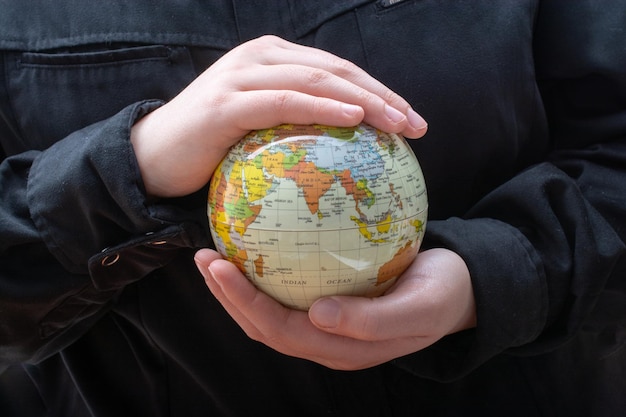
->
(101, 253, 120, 267)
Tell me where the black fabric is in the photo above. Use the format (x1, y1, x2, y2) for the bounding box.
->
(1, 1, 625, 416)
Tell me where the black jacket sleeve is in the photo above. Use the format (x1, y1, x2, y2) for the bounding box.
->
(393, 0, 626, 381)
(0, 101, 209, 365)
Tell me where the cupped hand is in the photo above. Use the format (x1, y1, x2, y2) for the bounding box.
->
(194, 248, 476, 370)
(131, 35, 427, 198)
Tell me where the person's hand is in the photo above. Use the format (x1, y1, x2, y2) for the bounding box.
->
(131, 35, 427, 199)
(194, 248, 476, 370)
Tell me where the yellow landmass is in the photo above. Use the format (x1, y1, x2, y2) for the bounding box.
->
(208, 171, 228, 226)
(212, 220, 249, 273)
(262, 150, 285, 178)
(350, 216, 387, 244)
(243, 163, 271, 202)
(411, 218, 425, 234)
(356, 178, 375, 207)
(376, 213, 392, 234)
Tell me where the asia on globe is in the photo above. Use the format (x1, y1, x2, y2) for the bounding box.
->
(208, 123, 428, 310)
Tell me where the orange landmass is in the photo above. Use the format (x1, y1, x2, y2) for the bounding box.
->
(285, 160, 335, 214)
(339, 169, 355, 195)
(209, 172, 228, 223)
(253, 254, 264, 278)
(338, 169, 369, 210)
(229, 248, 249, 275)
(376, 241, 418, 285)
(243, 204, 262, 229)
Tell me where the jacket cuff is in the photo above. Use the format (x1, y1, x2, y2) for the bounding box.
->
(393, 217, 548, 381)
(27, 100, 207, 274)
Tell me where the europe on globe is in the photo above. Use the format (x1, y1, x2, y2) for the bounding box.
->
(208, 123, 428, 310)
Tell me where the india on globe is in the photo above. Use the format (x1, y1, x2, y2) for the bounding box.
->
(207, 123, 428, 310)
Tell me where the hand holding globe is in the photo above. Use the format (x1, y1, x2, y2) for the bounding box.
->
(130, 36, 426, 200)
(200, 123, 474, 369)
(130, 35, 473, 369)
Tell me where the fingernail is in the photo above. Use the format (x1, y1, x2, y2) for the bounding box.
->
(384, 103, 406, 124)
(341, 103, 361, 117)
(407, 108, 428, 130)
(310, 298, 340, 328)
(207, 264, 222, 288)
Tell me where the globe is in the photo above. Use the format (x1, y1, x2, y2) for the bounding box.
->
(208, 123, 428, 310)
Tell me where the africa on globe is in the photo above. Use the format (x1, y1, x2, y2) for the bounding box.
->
(208, 123, 428, 310)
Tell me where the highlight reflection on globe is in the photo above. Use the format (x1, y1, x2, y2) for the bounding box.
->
(208, 123, 428, 310)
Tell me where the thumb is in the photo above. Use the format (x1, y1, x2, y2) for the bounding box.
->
(193, 248, 224, 270)
(308, 295, 402, 341)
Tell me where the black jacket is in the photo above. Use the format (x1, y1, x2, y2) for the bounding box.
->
(1, 1, 625, 416)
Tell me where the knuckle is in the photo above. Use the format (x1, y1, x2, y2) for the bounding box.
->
(381, 89, 405, 107)
(309, 97, 331, 116)
(208, 91, 230, 110)
(354, 87, 373, 105)
(329, 56, 359, 77)
(256, 34, 281, 45)
(248, 34, 278, 49)
(237, 35, 282, 59)
(272, 91, 292, 113)
(305, 68, 332, 86)
(205, 92, 234, 118)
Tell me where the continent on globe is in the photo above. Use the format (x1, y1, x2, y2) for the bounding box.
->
(208, 123, 428, 310)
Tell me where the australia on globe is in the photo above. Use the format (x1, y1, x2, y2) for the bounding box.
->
(208, 123, 428, 310)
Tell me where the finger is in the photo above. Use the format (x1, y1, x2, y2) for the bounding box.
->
(308, 286, 433, 342)
(202, 258, 373, 365)
(193, 248, 224, 265)
(309, 249, 475, 342)
(250, 36, 412, 111)
(202, 257, 328, 356)
(230, 63, 427, 136)
(221, 90, 365, 131)
(201, 256, 429, 370)
(197, 257, 270, 342)
(232, 36, 428, 137)
(194, 250, 262, 339)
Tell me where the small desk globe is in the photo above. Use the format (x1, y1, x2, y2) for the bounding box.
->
(208, 123, 428, 310)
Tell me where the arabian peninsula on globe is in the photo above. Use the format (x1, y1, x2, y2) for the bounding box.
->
(208, 123, 428, 310)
